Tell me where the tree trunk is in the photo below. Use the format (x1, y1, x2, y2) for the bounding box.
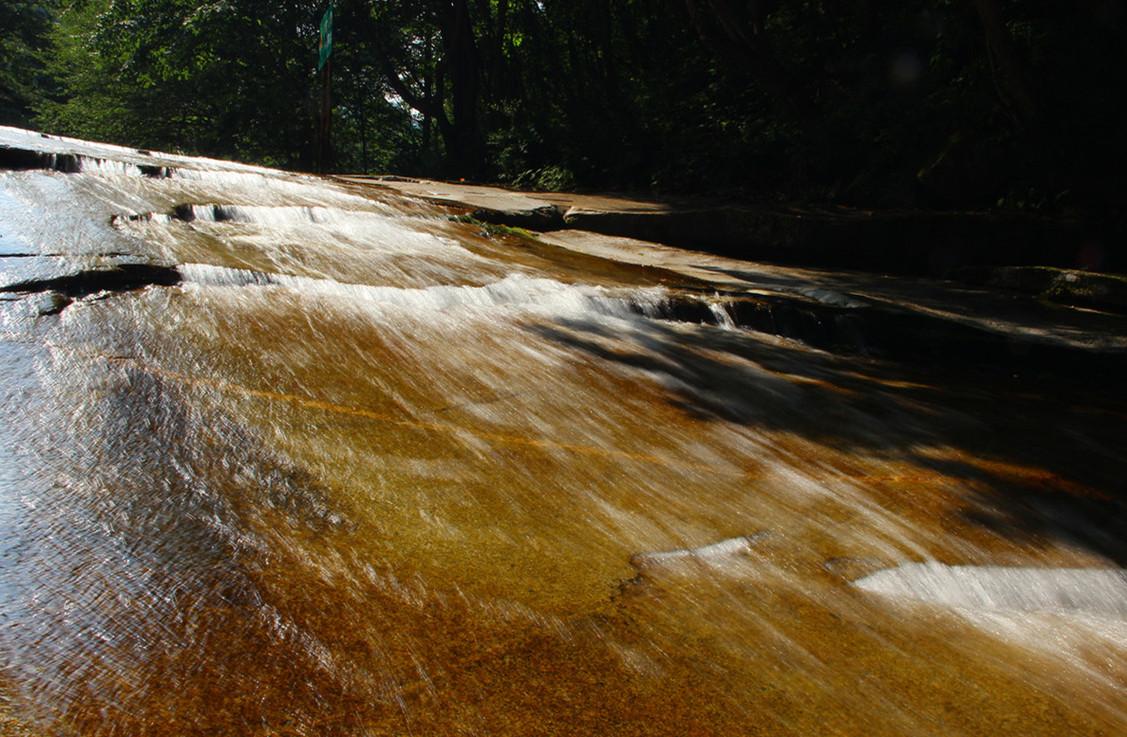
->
(441, 0, 484, 177)
(973, 0, 1037, 126)
(422, 31, 433, 157)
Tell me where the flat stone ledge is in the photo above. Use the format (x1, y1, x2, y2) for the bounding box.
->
(342, 176, 1110, 277)
(955, 266, 1127, 313)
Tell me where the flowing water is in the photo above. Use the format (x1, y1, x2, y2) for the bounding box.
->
(1, 128, 1125, 736)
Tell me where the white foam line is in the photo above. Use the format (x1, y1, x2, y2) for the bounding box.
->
(178, 266, 669, 319)
(631, 534, 764, 569)
(0, 125, 282, 178)
(854, 562, 1127, 619)
(185, 204, 395, 226)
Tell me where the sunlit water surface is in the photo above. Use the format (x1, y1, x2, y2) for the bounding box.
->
(1, 128, 1124, 736)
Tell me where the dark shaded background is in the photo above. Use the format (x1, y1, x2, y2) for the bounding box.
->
(4, 1, 1126, 218)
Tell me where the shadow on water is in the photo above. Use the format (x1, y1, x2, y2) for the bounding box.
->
(526, 314, 1127, 564)
(698, 263, 1127, 342)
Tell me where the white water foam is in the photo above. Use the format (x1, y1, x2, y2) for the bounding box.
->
(169, 173, 400, 213)
(1, 125, 279, 178)
(631, 534, 765, 571)
(184, 204, 393, 227)
(76, 157, 144, 177)
(2, 126, 400, 213)
(855, 562, 1127, 619)
(178, 266, 669, 321)
(856, 562, 1127, 698)
(708, 301, 738, 330)
(164, 205, 486, 271)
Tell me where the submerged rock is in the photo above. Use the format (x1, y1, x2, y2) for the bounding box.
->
(32, 291, 72, 316)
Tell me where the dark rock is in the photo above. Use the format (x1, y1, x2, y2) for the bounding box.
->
(171, 203, 197, 222)
(0, 146, 81, 173)
(169, 204, 239, 223)
(955, 266, 1127, 313)
(637, 289, 1126, 378)
(138, 164, 173, 178)
(783, 295, 1118, 375)
(472, 205, 566, 231)
(111, 213, 157, 226)
(1, 144, 171, 178)
(355, 177, 1118, 277)
(33, 291, 72, 316)
(629, 295, 717, 325)
(0, 263, 182, 299)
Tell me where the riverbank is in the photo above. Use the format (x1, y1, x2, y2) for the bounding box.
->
(340, 176, 1125, 287)
(334, 175, 1127, 381)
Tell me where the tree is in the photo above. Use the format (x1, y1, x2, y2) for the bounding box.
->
(19, 0, 1127, 218)
(0, 0, 58, 127)
(364, 0, 488, 177)
(40, 0, 330, 166)
(972, 0, 1036, 126)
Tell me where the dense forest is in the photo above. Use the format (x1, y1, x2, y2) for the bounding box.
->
(2, 1, 1125, 212)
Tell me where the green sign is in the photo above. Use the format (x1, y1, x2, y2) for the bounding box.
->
(317, 4, 333, 71)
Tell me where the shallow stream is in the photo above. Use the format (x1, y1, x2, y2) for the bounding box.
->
(1, 128, 1124, 736)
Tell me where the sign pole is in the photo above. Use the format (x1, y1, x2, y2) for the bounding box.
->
(317, 68, 324, 173)
(316, 3, 334, 173)
(321, 56, 332, 172)
(360, 74, 368, 174)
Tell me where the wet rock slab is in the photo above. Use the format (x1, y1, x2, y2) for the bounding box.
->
(536, 230, 1127, 377)
(3, 127, 1125, 737)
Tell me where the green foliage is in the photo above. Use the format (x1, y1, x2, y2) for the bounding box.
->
(37, 0, 323, 163)
(0, 1, 58, 127)
(509, 165, 576, 193)
(8, 0, 1126, 213)
(33, 0, 416, 170)
(450, 214, 540, 243)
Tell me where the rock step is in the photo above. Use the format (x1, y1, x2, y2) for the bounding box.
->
(648, 290, 1125, 377)
(355, 171, 1117, 277)
(955, 266, 1127, 313)
(0, 143, 173, 177)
